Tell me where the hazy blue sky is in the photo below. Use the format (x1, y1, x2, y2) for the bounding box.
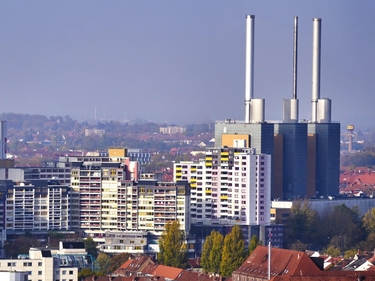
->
(0, 1, 374, 129)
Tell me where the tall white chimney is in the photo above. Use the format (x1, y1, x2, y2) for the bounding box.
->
(311, 18, 321, 123)
(283, 16, 299, 123)
(245, 15, 255, 123)
(293, 16, 298, 100)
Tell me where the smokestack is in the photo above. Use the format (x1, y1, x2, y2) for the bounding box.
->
(311, 18, 322, 123)
(283, 16, 299, 123)
(245, 15, 255, 123)
(293, 16, 298, 100)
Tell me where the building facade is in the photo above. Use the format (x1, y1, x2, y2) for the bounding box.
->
(0, 248, 78, 281)
(174, 147, 271, 227)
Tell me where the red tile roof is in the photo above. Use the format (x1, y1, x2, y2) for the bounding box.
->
(233, 246, 322, 279)
(149, 265, 183, 279)
(114, 256, 154, 276)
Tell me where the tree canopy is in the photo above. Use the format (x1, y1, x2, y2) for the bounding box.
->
(158, 220, 188, 269)
(220, 225, 246, 277)
(84, 237, 98, 259)
(201, 230, 224, 274)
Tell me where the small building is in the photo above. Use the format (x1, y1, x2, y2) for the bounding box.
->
(0, 247, 78, 281)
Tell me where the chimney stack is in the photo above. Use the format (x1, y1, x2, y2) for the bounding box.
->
(311, 18, 322, 123)
(245, 15, 255, 123)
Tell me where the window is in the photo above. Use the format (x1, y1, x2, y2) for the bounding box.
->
(38, 271, 42, 275)
(62, 270, 66, 275)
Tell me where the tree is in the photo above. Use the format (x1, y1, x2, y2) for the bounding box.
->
(363, 208, 375, 234)
(325, 245, 340, 257)
(209, 231, 224, 274)
(320, 204, 365, 251)
(108, 252, 132, 272)
(201, 230, 224, 274)
(78, 268, 95, 280)
(286, 200, 319, 248)
(84, 237, 98, 259)
(200, 231, 214, 273)
(248, 235, 261, 256)
(344, 248, 358, 259)
(3, 235, 41, 258)
(96, 253, 111, 274)
(220, 225, 246, 277)
(158, 220, 188, 268)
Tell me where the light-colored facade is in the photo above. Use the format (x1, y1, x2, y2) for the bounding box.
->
(95, 179, 190, 254)
(159, 126, 186, 134)
(174, 147, 271, 226)
(0, 271, 28, 281)
(0, 248, 78, 281)
(1, 180, 75, 232)
(84, 128, 105, 137)
(98, 231, 148, 254)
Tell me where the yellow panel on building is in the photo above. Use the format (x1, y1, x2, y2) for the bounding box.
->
(108, 148, 127, 157)
(221, 134, 250, 148)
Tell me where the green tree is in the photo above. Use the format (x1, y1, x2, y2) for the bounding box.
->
(209, 231, 224, 274)
(3, 235, 41, 258)
(248, 235, 261, 256)
(95, 253, 111, 274)
(320, 204, 365, 251)
(108, 252, 132, 272)
(200, 231, 214, 273)
(84, 237, 98, 259)
(363, 208, 375, 234)
(358, 232, 375, 252)
(78, 268, 95, 280)
(220, 225, 246, 277)
(289, 240, 308, 252)
(325, 245, 340, 257)
(344, 248, 358, 259)
(286, 200, 319, 248)
(158, 220, 188, 268)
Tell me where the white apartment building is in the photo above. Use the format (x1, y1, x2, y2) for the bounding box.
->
(0, 248, 78, 281)
(174, 147, 271, 226)
(1, 180, 76, 232)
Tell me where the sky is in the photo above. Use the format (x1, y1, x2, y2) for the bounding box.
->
(0, 1, 374, 130)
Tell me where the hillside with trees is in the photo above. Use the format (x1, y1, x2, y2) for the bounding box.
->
(0, 113, 213, 166)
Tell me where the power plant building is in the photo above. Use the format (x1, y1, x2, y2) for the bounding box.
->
(214, 15, 340, 200)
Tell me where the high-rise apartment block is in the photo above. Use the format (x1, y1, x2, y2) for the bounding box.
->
(69, 148, 190, 238)
(174, 147, 271, 226)
(1, 180, 75, 232)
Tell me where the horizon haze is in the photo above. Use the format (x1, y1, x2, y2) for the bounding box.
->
(0, 1, 374, 130)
